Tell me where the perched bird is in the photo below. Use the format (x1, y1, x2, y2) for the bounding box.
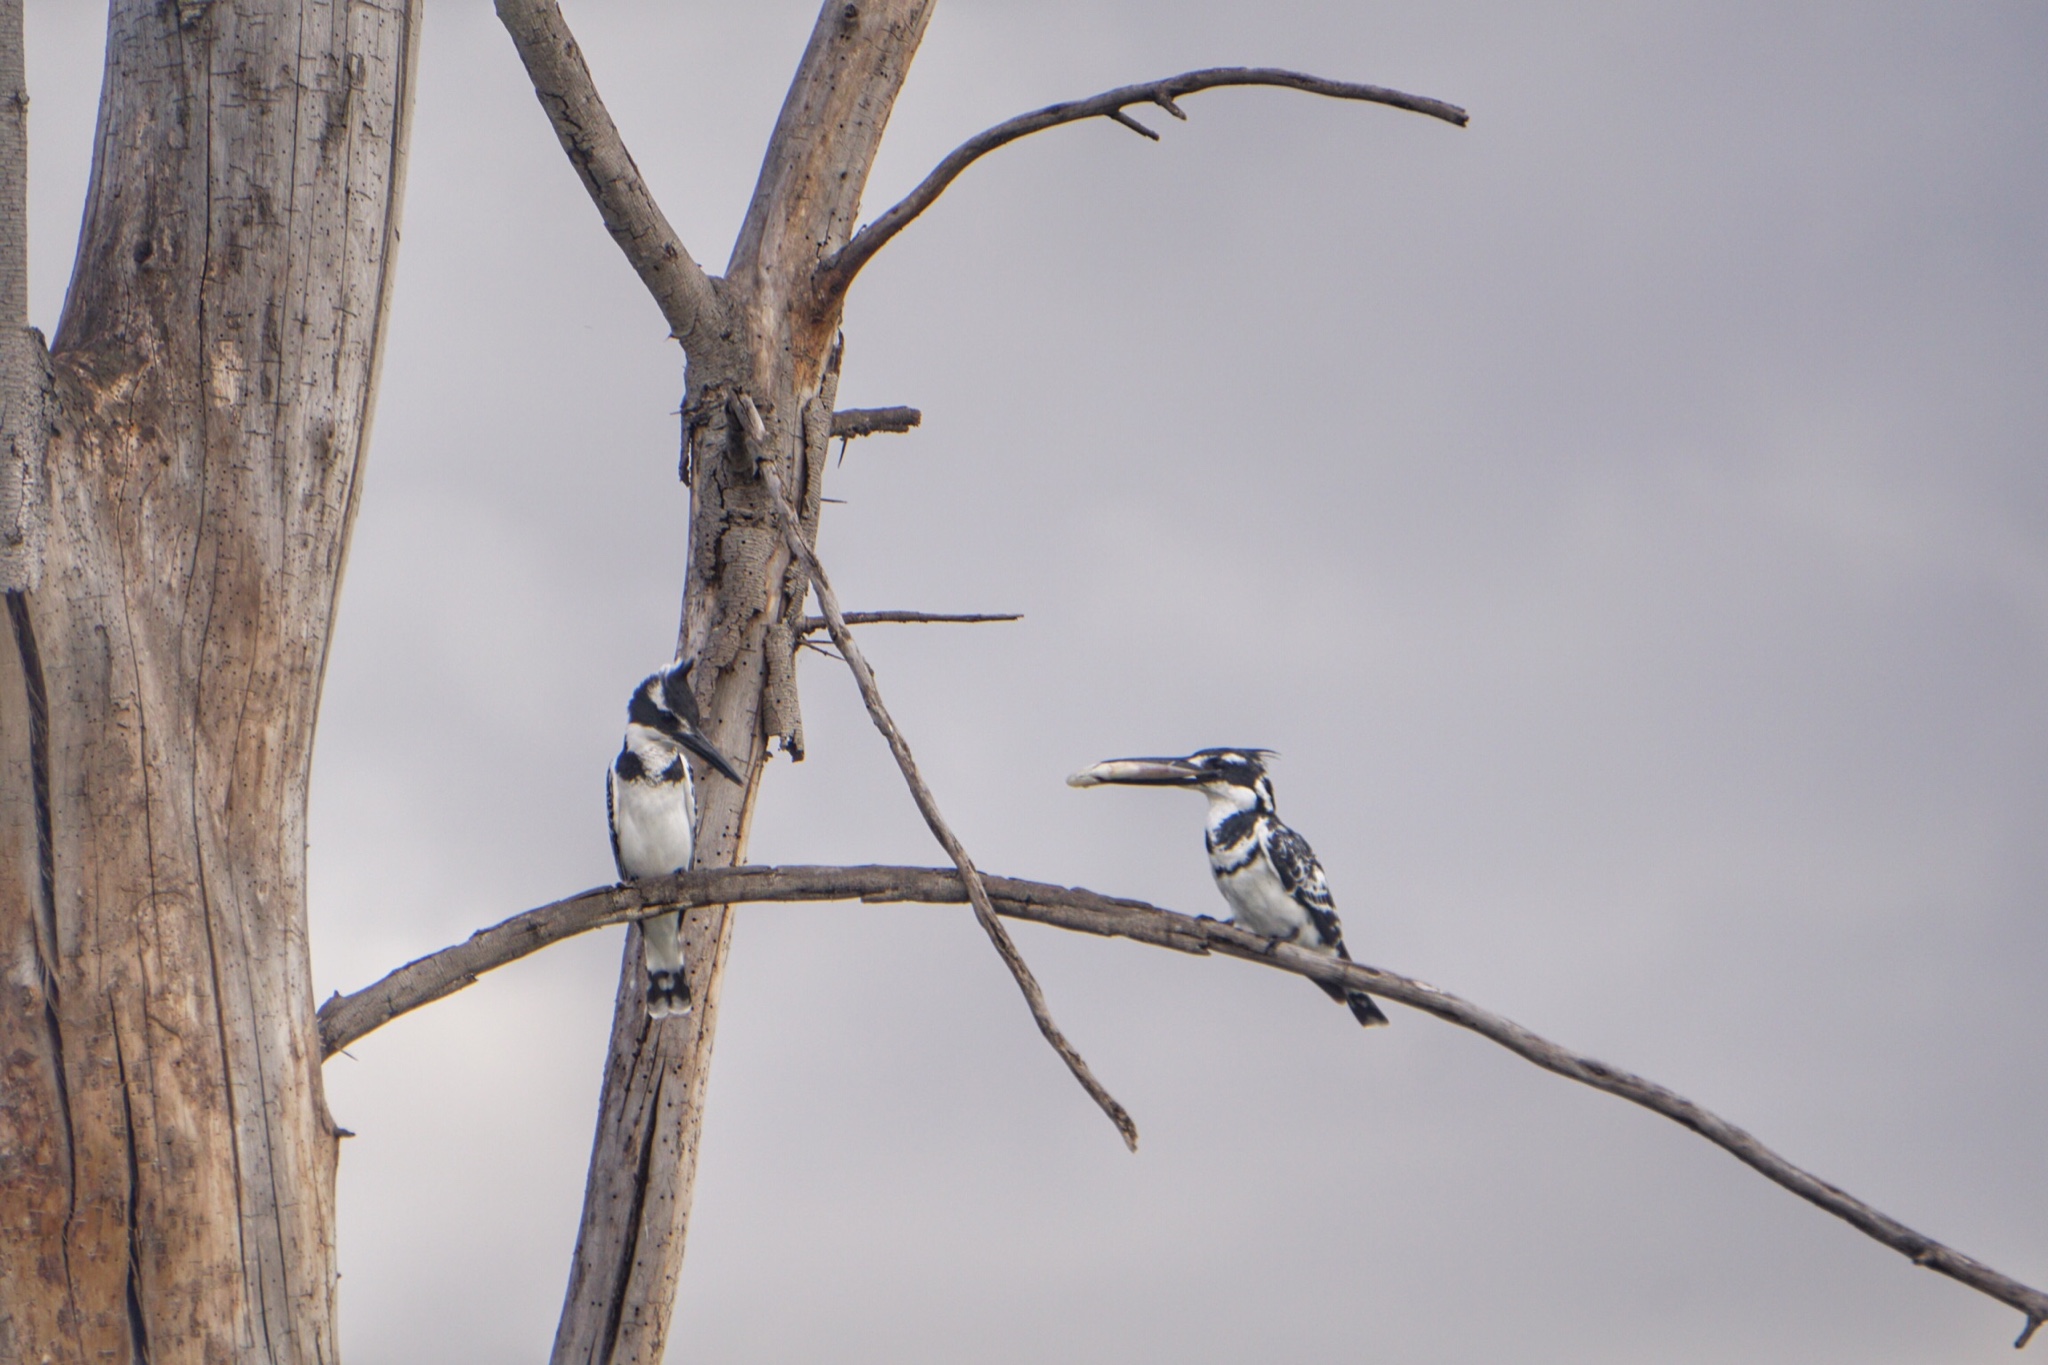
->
(609, 659, 745, 1018)
(1068, 748, 1388, 1027)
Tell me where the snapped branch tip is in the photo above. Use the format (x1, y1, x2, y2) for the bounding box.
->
(1108, 108, 1161, 140)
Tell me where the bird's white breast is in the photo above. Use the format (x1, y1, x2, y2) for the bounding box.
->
(1213, 849, 1315, 940)
(611, 765, 697, 879)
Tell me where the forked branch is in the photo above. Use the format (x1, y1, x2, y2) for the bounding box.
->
(496, 0, 726, 354)
(741, 393, 1138, 1150)
(816, 67, 1469, 296)
(315, 861, 2048, 1348)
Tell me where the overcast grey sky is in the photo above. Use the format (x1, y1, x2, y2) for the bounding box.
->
(26, 2, 2048, 1361)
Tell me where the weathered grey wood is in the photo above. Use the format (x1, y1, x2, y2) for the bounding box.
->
(0, 3, 419, 1360)
(828, 404, 920, 438)
(0, 0, 45, 594)
(500, 2, 938, 1359)
(313, 862, 2048, 1348)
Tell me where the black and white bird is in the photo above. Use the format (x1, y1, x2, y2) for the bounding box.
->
(1068, 748, 1388, 1027)
(609, 659, 745, 1018)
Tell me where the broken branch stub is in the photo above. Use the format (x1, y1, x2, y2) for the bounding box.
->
(830, 405, 921, 438)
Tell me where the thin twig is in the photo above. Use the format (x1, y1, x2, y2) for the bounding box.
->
(816, 67, 1468, 295)
(829, 406, 922, 439)
(494, 0, 726, 355)
(739, 392, 1138, 1150)
(313, 861, 2048, 1347)
(796, 610, 1021, 635)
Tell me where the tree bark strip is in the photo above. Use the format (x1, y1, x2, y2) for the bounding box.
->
(0, 3, 418, 1360)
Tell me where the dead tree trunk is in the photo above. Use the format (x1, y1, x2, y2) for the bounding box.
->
(0, 3, 417, 1360)
(515, 3, 938, 1358)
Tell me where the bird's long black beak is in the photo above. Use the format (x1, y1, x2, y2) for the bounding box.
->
(679, 730, 745, 785)
(1067, 755, 1205, 788)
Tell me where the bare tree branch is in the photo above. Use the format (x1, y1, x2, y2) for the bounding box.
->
(816, 67, 1469, 296)
(314, 861, 2048, 1348)
(738, 392, 1140, 1150)
(495, 0, 727, 355)
(797, 610, 1021, 634)
(830, 406, 922, 438)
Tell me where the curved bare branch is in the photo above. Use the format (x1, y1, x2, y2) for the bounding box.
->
(495, 0, 727, 355)
(317, 862, 2048, 1347)
(815, 67, 1468, 297)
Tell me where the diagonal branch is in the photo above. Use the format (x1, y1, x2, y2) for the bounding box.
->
(797, 610, 1020, 634)
(314, 861, 2048, 1349)
(495, 0, 726, 355)
(815, 67, 1469, 297)
(739, 392, 1139, 1150)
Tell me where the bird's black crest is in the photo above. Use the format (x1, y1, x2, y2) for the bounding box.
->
(626, 674, 669, 731)
(627, 660, 706, 738)
(1188, 748, 1276, 788)
(660, 660, 706, 729)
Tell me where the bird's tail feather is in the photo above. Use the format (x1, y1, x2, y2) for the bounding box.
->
(646, 968, 692, 1019)
(1318, 978, 1390, 1028)
(642, 910, 692, 1019)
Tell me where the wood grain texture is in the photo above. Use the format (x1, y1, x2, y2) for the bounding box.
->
(0, 3, 418, 1360)
(0, 0, 45, 595)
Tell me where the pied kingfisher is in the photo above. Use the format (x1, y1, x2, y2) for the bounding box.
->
(1068, 748, 1388, 1027)
(609, 659, 744, 1018)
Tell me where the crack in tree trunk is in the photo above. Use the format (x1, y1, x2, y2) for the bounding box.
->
(0, 3, 420, 1358)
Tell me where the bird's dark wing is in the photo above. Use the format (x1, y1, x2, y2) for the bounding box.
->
(1266, 821, 1345, 951)
(606, 763, 624, 881)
